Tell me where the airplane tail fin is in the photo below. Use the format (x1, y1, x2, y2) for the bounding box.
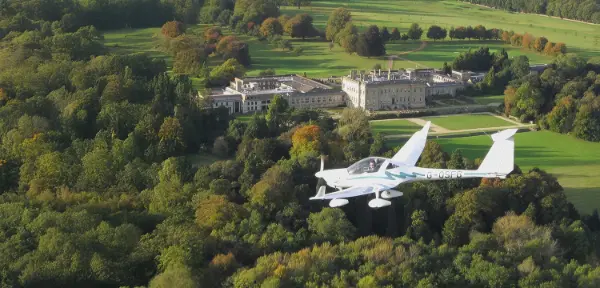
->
(477, 128, 517, 176)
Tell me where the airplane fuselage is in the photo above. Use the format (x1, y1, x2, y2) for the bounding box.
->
(316, 165, 506, 190)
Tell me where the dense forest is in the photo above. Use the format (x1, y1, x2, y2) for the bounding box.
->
(0, 0, 600, 287)
(462, 0, 600, 24)
(446, 45, 600, 142)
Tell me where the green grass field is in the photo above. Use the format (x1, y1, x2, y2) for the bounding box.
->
(472, 94, 505, 105)
(282, 0, 600, 60)
(423, 114, 515, 130)
(102, 0, 600, 78)
(426, 131, 600, 214)
(103, 27, 170, 65)
(370, 119, 422, 135)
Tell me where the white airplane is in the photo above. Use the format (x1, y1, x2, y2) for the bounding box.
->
(311, 122, 517, 208)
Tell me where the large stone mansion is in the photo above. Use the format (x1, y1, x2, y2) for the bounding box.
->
(342, 68, 468, 110)
(198, 68, 498, 114)
(199, 75, 345, 114)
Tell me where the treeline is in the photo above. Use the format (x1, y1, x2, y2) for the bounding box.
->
(199, 0, 321, 41)
(0, 0, 203, 33)
(198, 0, 318, 57)
(159, 22, 249, 87)
(444, 47, 600, 142)
(462, 0, 600, 24)
(504, 54, 600, 141)
(501, 30, 567, 56)
(448, 47, 532, 95)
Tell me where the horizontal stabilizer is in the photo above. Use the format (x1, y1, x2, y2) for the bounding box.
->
(478, 128, 517, 175)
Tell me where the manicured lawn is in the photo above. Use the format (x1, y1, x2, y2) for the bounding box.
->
(103, 28, 171, 65)
(235, 113, 263, 122)
(428, 131, 600, 214)
(370, 119, 423, 135)
(472, 94, 505, 105)
(423, 114, 514, 130)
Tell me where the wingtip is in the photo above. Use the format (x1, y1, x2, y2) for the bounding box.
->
(421, 121, 431, 132)
(491, 128, 518, 142)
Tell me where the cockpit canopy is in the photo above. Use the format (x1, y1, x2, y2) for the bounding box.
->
(347, 157, 388, 175)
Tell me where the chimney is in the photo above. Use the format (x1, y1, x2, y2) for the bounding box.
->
(387, 68, 391, 80)
(378, 69, 381, 76)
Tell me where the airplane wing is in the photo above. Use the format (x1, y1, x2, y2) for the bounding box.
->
(315, 183, 396, 200)
(391, 121, 431, 166)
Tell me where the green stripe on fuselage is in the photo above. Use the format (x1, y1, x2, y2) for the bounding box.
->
(351, 171, 425, 181)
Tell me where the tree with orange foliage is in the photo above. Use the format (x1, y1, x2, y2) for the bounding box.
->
(501, 30, 511, 43)
(203, 26, 222, 44)
(259, 17, 283, 38)
(291, 124, 323, 158)
(0, 88, 7, 105)
(521, 33, 535, 49)
(216, 35, 251, 66)
(161, 21, 185, 38)
(553, 42, 567, 54)
(207, 252, 239, 285)
(543, 41, 555, 55)
(510, 33, 522, 46)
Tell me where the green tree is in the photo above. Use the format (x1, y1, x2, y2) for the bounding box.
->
(337, 23, 359, 53)
(244, 114, 269, 139)
(390, 27, 401, 41)
(158, 117, 186, 157)
(308, 208, 356, 243)
(266, 95, 289, 134)
(326, 7, 352, 42)
(407, 23, 423, 40)
(381, 26, 390, 42)
(473, 25, 487, 40)
(545, 96, 577, 133)
(369, 133, 385, 155)
(77, 147, 114, 191)
(259, 17, 283, 37)
(284, 13, 317, 40)
(573, 104, 600, 142)
(149, 264, 199, 288)
(426, 25, 447, 41)
(209, 58, 246, 86)
(533, 36, 548, 53)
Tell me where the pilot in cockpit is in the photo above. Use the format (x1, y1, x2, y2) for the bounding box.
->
(367, 160, 376, 173)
